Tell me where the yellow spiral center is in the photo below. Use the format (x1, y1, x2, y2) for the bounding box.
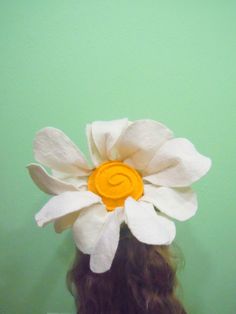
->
(88, 161, 144, 211)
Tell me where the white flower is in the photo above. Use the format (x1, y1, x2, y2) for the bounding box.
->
(27, 118, 211, 273)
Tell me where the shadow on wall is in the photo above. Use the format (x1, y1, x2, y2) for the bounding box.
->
(177, 222, 212, 314)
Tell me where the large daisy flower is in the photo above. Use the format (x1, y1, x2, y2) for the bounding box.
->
(27, 119, 211, 273)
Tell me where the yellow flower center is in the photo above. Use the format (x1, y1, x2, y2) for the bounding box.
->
(88, 161, 144, 211)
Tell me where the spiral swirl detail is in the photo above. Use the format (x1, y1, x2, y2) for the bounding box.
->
(88, 161, 143, 211)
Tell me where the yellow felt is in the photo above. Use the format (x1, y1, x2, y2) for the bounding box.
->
(88, 161, 143, 211)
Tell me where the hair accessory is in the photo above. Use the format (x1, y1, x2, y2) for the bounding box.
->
(27, 119, 211, 273)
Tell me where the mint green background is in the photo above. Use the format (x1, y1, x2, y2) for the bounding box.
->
(1, 1, 235, 313)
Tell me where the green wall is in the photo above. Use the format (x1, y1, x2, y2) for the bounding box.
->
(1, 1, 235, 313)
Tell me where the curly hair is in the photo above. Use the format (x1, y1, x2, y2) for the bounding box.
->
(67, 224, 187, 314)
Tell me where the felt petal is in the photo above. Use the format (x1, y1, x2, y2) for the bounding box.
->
(27, 163, 78, 195)
(54, 211, 80, 233)
(144, 138, 212, 187)
(51, 169, 88, 190)
(34, 127, 92, 176)
(86, 119, 128, 166)
(86, 124, 103, 166)
(35, 191, 101, 227)
(124, 197, 176, 245)
(141, 184, 197, 221)
(117, 120, 173, 171)
(72, 204, 109, 254)
(90, 208, 122, 273)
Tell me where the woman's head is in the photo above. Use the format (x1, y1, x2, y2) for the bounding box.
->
(27, 120, 211, 313)
(67, 224, 186, 314)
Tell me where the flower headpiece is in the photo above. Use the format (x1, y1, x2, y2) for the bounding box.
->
(28, 119, 211, 273)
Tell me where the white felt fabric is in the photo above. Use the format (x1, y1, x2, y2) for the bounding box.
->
(124, 197, 176, 245)
(72, 204, 109, 254)
(86, 124, 103, 166)
(35, 191, 101, 227)
(86, 118, 128, 166)
(141, 184, 197, 221)
(90, 208, 122, 273)
(144, 138, 211, 187)
(117, 120, 173, 171)
(54, 211, 80, 233)
(51, 169, 88, 190)
(34, 127, 92, 176)
(27, 163, 78, 195)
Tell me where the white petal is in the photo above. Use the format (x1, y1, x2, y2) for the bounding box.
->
(86, 124, 103, 166)
(117, 120, 173, 171)
(144, 138, 212, 187)
(54, 211, 80, 233)
(86, 119, 128, 166)
(72, 204, 109, 254)
(35, 191, 101, 227)
(27, 163, 78, 195)
(34, 127, 92, 176)
(124, 197, 176, 245)
(90, 208, 122, 273)
(141, 184, 197, 221)
(51, 169, 88, 190)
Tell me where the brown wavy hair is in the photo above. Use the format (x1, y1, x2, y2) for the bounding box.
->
(67, 224, 187, 314)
